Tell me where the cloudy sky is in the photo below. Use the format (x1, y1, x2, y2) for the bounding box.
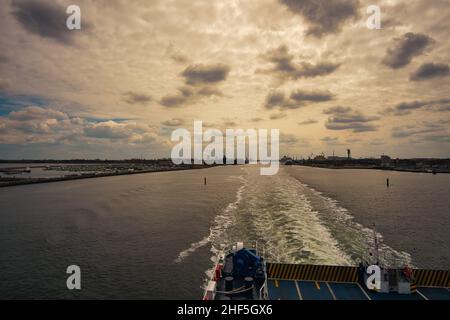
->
(0, 0, 449, 159)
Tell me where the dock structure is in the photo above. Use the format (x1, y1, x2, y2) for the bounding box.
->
(266, 263, 450, 300)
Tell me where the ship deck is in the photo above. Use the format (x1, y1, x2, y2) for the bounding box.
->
(267, 279, 450, 300)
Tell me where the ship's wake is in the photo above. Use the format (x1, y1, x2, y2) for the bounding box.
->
(218, 168, 353, 266)
(298, 181, 412, 267)
(176, 166, 412, 289)
(174, 174, 247, 263)
(207, 167, 411, 267)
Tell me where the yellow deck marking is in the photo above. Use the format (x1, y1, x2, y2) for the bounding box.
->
(315, 282, 321, 290)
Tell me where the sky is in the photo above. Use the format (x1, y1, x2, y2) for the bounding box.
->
(0, 0, 449, 159)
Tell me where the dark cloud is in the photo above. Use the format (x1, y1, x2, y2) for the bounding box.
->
(265, 91, 288, 109)
(382, 33, 435, 69)
(326, 120, 378, 133)
(321, 136, 340, 144)
(323, 106, 352, 114)
(159, 85, 223, 107)
(269, 112, 287, 120)
(84, 123, 130, 140)
(170, 53, 189, 64)
(435, 104, 450, 112)
(324, 106, 379, 132)
(369, 139, 385, 146)
(394, 100, 428, 112)
(259, 45, 340, 81)
(161, 118, 185, 127)
(165, 44, 189, 64)
(262, 45, 295, 73)
(422, 134, 450, 143)
(160, 63, 229, 107)
(264, 88, 333, 110)
(404, 120, 450, 144)
(159, 87, 194, 107)
(290, 89, 334, 102)
(346, 137, 362, 143)
(11, 0, 84, 45)
(392, 125, 443, 138)
(222, 119, 238, 127)
(264, 91, 299, 109)
(280, 0, 359, 37)
(410, 63, 450, 81)
(280, 133, 299, 144)
(387, 99, 450, 115)
(8, 106, 67, 121)
(159, 95, 186, 107)
(197, 86, 223, 97)
(123, 92, 152, 104)
(298, 119, 317, 125)
(181, 63, 231, 85)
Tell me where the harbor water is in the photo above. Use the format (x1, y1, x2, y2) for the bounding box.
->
(0, 165, 448, 299)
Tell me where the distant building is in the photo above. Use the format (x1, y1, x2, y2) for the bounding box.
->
(380, 155, 391, 167)
(347, 149, 351, 159)
(314, 155, 327, 161)
(280, 155, 293, 163)
(327, 156, 347, 161)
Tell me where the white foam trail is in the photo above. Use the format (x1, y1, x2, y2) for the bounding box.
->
(174, 175, 247, 263)
(298, 181, 412, 267)
(244, 172, 353, 265)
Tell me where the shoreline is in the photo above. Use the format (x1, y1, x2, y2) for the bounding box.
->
(2, 162, 448, 188)
(288, 164, 450, 174)
(0, 165, 214, 188)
